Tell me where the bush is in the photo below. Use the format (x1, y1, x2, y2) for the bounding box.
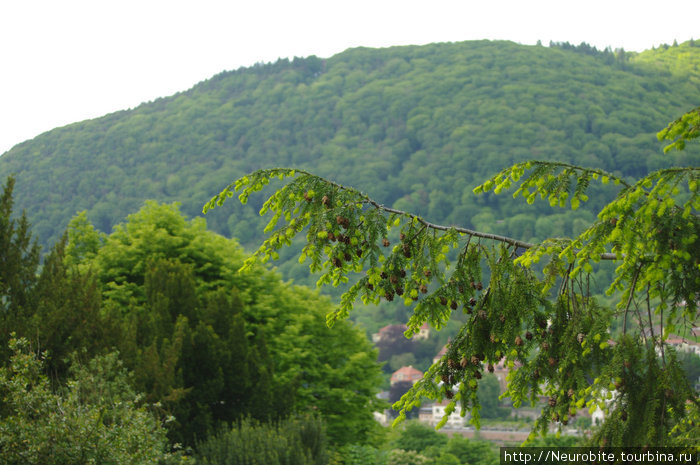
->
(331, 444, 387, 465)
(195, 415, 328, 465)
(0, 338, 182, 465)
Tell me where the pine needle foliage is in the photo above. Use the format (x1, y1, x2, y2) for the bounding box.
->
(204, 107, 700, 447)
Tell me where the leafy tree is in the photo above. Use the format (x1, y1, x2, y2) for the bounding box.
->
(79, 201, 383, 446)
(204, 107, 700, 446)
(65, 210, 102, 268)
(0, 338, 184, 465)
(391, 420, 447, 453)
(331, 444, 387, 465)
(437, 436, 498, 465)
(429, 452, 461, 465)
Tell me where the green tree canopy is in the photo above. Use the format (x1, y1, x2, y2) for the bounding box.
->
(82, 201, 384, 446)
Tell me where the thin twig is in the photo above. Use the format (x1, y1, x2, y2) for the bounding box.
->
(623, 266, 641, 336)
(646, 285, 656, 346)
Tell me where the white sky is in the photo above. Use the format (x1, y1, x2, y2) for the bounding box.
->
(1, 0, 698, 155)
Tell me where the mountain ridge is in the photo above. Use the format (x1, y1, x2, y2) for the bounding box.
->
(1, 40, 698, 276)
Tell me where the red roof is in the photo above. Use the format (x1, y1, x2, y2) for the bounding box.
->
(379, 324, 406, 334)
(390, 365, 423, 385)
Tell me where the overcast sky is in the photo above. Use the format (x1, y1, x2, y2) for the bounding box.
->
(1, 0, 698, 155)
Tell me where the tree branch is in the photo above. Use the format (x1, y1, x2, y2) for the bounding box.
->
(288, 168, 621, 260)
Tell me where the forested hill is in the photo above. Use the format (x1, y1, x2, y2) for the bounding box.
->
(1, 40, 699, 272)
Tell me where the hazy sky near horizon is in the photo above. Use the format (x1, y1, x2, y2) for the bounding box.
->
(1, 0, 698, 155)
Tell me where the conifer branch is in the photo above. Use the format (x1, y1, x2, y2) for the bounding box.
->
(281, 168, 621, 260)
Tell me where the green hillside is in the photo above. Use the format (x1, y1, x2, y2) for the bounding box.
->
(1, 39, 699, 282)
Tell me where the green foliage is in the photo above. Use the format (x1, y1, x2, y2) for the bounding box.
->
(65, 210, 102, 267)
(436, 435, 499, 465)
(477, 373, 509, 419)
(0, 338, 185, 465)
(658, 106, 700, 153)
(31, 234, 111, 379)
(386, 449, 430, 465)
(209, 107, 700, 446)
(0, 176, 40, 360)
(677, 351, 700, 387)
(391, 420, 447, 453)
(89, 201, 383, 446)
(0, 178, 384, 451)
(195, 415, 328, 465)
(331, 444, 387, 465)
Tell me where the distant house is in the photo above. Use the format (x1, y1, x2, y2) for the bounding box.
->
(372, 324, 406, 343)
(641, 325, 700, 356)
(390, 365, 423, 386)
(415, 322, 430, 340)
(666, 336, 700, 356)
(430, 399, 468, 428)
(372, 322, 430, 343)
(416, 399, 468, 428)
